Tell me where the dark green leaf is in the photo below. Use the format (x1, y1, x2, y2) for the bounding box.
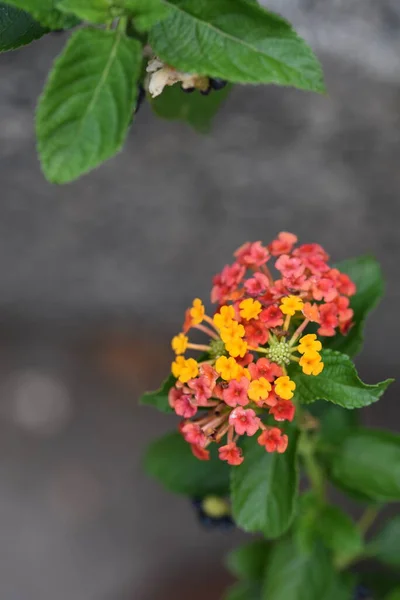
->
(310, 402, 358, 446)
(325, 573, 355, 600)
(0, 2, 47, 51)
(4, 0, 78, 29)
(262, 537, 334, 600)
(386, 589, 400, 600)
(144, 431, 230, 496)
(330, 429, 400, 502)
(362, 571, 400, 598)
(317, 505, 363, 565)
(140, 374, 175, 412)
(367, 516, 400, 567)
(150, 0, 324, 91)
(231, 430, 299, 538)
(289, 349, 393, 409)
(224, 581, 261, 600)
(36, 28, 142, 184)
(325, 256, 384, 357)
(151, 82, 231, 133)
(226, 539, 269, 581)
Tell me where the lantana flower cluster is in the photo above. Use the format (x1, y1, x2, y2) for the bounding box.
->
(169, 233, 356, 466)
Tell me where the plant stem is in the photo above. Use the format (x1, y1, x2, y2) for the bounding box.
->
(358, 505, 380, 535)
(298, 429, 325, 502)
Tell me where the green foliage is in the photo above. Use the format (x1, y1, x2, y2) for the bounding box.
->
(324, 256, 384, 357)
(310, 402, 358, 446)
(3, 0, 78, 28)
(151, 82, 231, 133)
(367, 515, 400, 567)
(231, 430, 299, 538)
(289, 349, 393, 409)
(0, 2, 47, 51)
(140, 374, 175, 412)
(386, 589, 400, 600)
(150, 0, 324, 91)
(36, 28, 142, 184)
(329, 429, 400, 502)
(316, 505, 363, 565)
(226, 539, 269, 581)
(224, 581, 261, 600)
(261, 537, 334, 600)
(144, 431, 230, 496)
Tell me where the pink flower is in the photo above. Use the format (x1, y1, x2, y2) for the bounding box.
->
(269, 232, 298, 256)
(244, 272, 270, 296)
(187, 376, 212, 405)
(235, 241, 269, 267)
(244, 319, 269, 347)
(180, 422, 207, 447)
(219, 442, 244, 465)
(191, 444, 210, 460)
(258, 428, 288, 453)
(275, 254, 305, 279)
(229, 407, 260, 435)
(311, 276, 338, 302)
(269, 399, 295, 422)
(199, 363, 219, 390)
(318, 303, 339, 336)
(259, 305, 284, 328)
(337, 272, 356, 296)
(294, 244, 329, 275)
(221, 262, 246, 287)
(222, 377, 250, 407)
(169, 387, 197, 418)
(248, 357, 283, 382)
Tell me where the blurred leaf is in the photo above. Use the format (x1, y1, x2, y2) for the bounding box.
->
(37, 28, 141, 183)
(151, 83, 231, 133)
(144, 431, 230, 496)
(0, 2, 47, 51)
(224, 581, 261, 600)
(140, 374, 175, 412)
(290, 349, 393, 409)
(150, 0, 324, 91)
(386, 589, 400, 600)
(367, 515, 400, 567)
(4, 0, 78, 29)
(329, 428, 400, 502)
(317, 505, 363, 565)
(310, 401, 358, 446)
(325, 256, 384, 357)
(57, 0, 169, 29)
(226, 539, 269, 581)
(231, 429, 299, 538)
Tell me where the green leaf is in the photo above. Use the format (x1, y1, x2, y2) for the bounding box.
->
(325, 256, 384, 357)
(325, 573, 355, 600)
(36, 28, 142, 184)
(139, 374, 175, 412)
(144, 431, 230, 496)
(4, 0, 78, 29)
(362, 572, 400, 599)
(330, 428, 400, 502)
(149, 0, 324, 91)
(151, 82, 231, 133)
(0, 2, 47, 51)
(231, 429, 299, 538)
(57, 0, 169, 29)
(261, 537, 334, 600)
(310, 402, 358, 446)
(289, 349, 393, 409)
(124, 0, 170, 31)
(226, 539, 269, 581)
(386, 589, 400, 600)
(367, 516, 400, 567)
(56, 0, 113, 23)
(224, 581, 261, 600)
(317, 505, 363, 565)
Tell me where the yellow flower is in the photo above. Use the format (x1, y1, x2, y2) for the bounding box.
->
(190, 298, 205, 325)
(172, 356, 199, 383)
(299, 352, 324, 376)
(298, 334, 322, 355)
(215, 356, 241, 381)
(225, 337, 248, 358)
(213, 305, 235, 330)
(275, 375, 296, 400)
(220, 321, 245, 344)
(239, 298, 262, 321)
(248, 377, 272, 402)
(171, 333, 188, 355)
(280, 295, 304, 316)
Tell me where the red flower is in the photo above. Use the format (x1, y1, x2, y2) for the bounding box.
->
(249, 357, 283, 382)
(318, 303, 339, 336)
(269, 232, 298, 256)
(191, 444, 210, 460)
(260, 305, 284, 328)
(258, 428, 288, 453)
(244, 319, 269, 347)
(219, 442, 244, 465)
(235, 241, 270, 267)
(181, 422, 207, 447)
(269, 399, 295, 422)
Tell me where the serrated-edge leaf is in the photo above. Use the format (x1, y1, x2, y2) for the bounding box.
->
(290, 349, 393, 409)
(231, 430, 299, 538)
(0, 2, 47, 51)
(150, 0, 324, 91)
(36, 28, 142, 183)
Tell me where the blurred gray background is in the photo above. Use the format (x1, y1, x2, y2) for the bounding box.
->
(0, 1, 399, 599)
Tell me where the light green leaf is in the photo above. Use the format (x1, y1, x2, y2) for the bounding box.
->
(149, 0, 324, 91)
(367, 516, 400, 567)
(124, 0, 170, 31)
(139, 374, 175, 412)
(325, 255, 384, 357)
(36, 28, 142, 184)
(57, 0, 169, 29)
(224, 581, 261, 600)
(0, 2, 47, 51)
(56, 0, 114, 23)
(262, 537, 334, 600)
(289, 349, 393, 409)
(231, 430, 299, 538)
(386, 589, 400, 600)
(4, 0, 78, 29)
(330, 428, 400, 502)
(226, 539, 269, 581)
(144, 431, 230, 496)
(151, 82, 231, 133)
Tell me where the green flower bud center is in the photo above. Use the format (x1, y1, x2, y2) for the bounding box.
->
(267, 339, 291, 365)
(209, 338, 227, 359)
